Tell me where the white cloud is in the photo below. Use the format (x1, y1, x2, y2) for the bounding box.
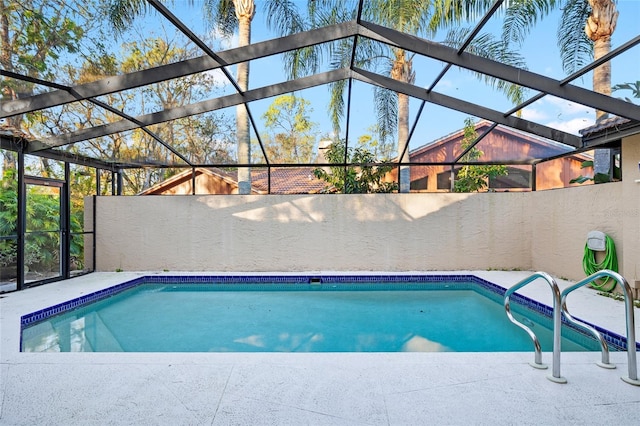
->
(520, 107, 548, 121)
(202, 68, 233, 87)
(433, 79, 455, 92)
(520, 95, 594, 134)
(545, 117, 595, 135)
(209, 27, 239, 50)
(544, 95, 594, 117)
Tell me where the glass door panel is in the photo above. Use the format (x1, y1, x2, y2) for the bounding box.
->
(0, 151, 18, 288)
(0, 239, 17, 288)
(25, 180, 62, 282)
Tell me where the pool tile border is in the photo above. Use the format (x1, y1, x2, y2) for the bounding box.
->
(19, 274, 638, 352)
(20, 277, 145, 327)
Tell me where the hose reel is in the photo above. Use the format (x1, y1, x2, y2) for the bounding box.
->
(583, 231, 618, 292)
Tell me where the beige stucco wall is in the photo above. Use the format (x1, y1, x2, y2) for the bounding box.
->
(529, 182, 623, 280)
(93, 193, 532, 273)
(90, 135, 639, 287)
(621, 134, 640, 289)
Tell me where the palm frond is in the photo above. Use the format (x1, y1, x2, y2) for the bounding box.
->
(203, 0, 237, 37)
(311, 0, 357, 28)
(107, 0, 149, 33)
(444, 27, 528, 105)
(351, 37, 392, 73)
(558, 0, 592, 75)
(373, 85, 397, 147)
(366, 0, 433, 35)
(330, 38, 357, 70)
(502, 0, 560, 45)
(328, 79, 347, 134)
(264, 1, 305, 36)
(284, 45, 320, 79)
(278, 1, 355, 79)
(613, 81, 640, 99)
(429, 0, 498, 33)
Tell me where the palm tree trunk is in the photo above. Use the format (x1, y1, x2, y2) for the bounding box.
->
(585, 0, 618, 120)
(592, 36, 611, 120)
(234, 1, 255, 194)
(391, 49, 413, 192)
(585, 0, 618, 181)
(397, 92, 410, 192)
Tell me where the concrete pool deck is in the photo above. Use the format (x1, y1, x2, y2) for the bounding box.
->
(1, 271, 639, 425)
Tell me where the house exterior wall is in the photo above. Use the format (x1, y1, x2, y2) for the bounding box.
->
(90, 134, 637, 290)
(535, 156, 592, 190)
(409, 125, 589, 192)
(144, 171, 237, 195)
(621, 134, 640, 292)
(195, 173, 237, 194)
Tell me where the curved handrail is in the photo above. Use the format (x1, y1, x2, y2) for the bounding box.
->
(504, 271, 565, 383)
(561, 270, 639, 386)
(561, 294, 613, 369)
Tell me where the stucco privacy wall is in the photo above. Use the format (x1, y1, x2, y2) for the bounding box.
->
(621, 134, 640, 289)
(90, 135, 638, 284)
(529, 134, 639, 288)
(529, 182, 623, 281)
(92, 193, 532, 272)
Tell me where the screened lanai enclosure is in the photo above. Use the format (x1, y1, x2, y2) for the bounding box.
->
(2, 0, 640, 291)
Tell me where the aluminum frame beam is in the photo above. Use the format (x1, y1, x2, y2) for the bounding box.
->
(0, 135, 121, 170)
(505, 34, 640, 117)
(3, 12, 638, 165)
(1, 72, 188, 164)
(146, 0, 242, 94)
(1, 21, 358, 118)
(33, 69, 352, 152)
(408, 0, 504, 160)
(358, 21, 640, 122)
(352, 67, 582, 147)
(13, 16, 637, 124)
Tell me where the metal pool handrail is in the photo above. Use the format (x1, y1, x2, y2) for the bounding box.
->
(504, 271, 565, 383)
(561, 270, 640, 386)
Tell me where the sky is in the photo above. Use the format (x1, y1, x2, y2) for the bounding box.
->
(186, 0, 640, 150)
(12, 0, 640, 157)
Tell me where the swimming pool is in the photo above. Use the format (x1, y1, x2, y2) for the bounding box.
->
(20, 275, 630, 353)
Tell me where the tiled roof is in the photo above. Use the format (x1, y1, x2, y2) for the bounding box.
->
(251, 167, 328, 194)
(139, 166, 329, 194)
(578, 116, 633, 136)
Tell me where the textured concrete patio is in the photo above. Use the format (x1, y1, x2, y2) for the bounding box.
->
(1, 271, 639, 425)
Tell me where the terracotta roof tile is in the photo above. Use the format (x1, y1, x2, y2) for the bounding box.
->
(579, 116, 633, 136)
(251, 167, 328, 194)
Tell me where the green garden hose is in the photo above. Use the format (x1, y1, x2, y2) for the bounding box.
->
(582, 234, 618, 292)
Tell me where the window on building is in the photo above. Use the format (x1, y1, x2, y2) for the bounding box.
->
(437, 170, 455, 190)
(489, 167, 531, 189)
(410, 176, 428, 190)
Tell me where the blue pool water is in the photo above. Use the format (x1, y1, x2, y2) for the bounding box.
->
(21, 276, 617, 353)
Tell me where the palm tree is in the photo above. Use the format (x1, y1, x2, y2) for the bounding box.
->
(107, 0, 304, 194)
(500, 0, 619, 120)
(370, 0, 430, 193)
(287, 0, 525, 192)
(218, 0, 254, 194)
